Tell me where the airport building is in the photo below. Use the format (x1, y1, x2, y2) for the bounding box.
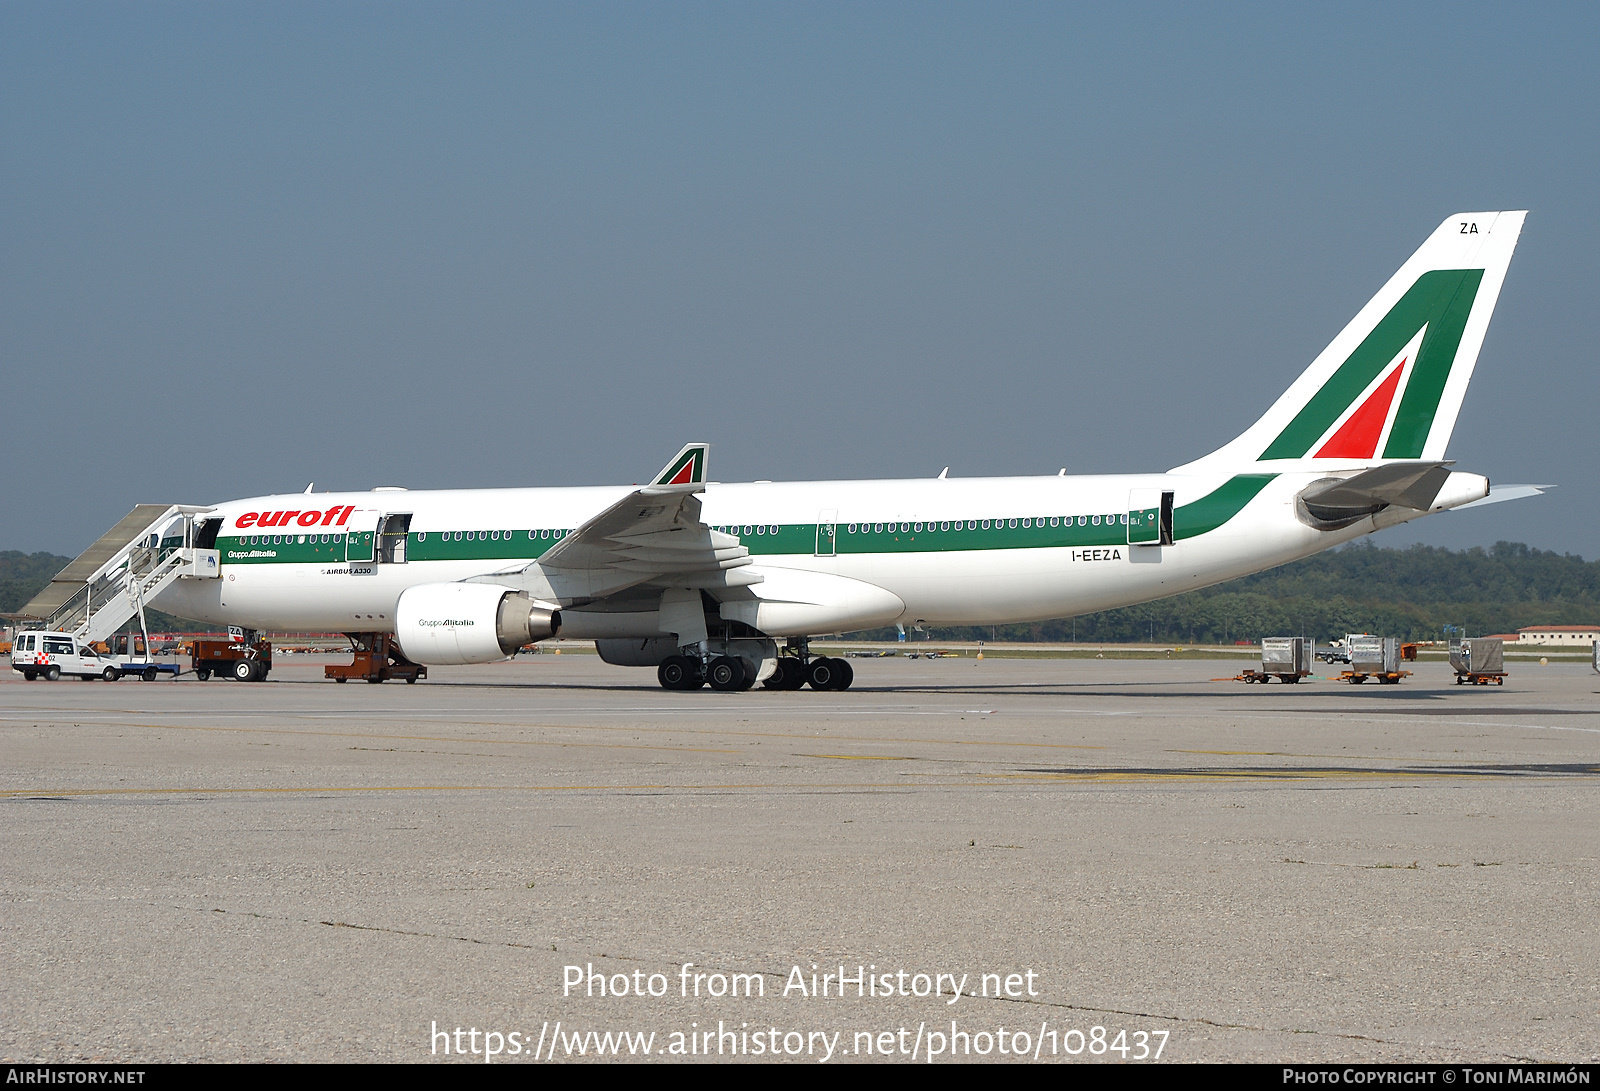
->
(1510, 625, 1600, 647)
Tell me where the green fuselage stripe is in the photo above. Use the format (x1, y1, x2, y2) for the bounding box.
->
(1171, 474, 1276, 538)
(217, 476, 1275, 565)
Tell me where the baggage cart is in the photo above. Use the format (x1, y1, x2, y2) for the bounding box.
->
(1450, 638, 1506, 685)
(1239, 637, 1313, 683)
(1339, 635, 1411, 684)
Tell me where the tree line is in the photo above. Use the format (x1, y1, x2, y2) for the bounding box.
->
(3, 540, 1596, 642)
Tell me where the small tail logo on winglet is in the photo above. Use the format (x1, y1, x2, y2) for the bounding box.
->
(654, 443, 709, 487)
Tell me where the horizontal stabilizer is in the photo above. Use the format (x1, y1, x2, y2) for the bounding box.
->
(1300, 461, 1454, 515)
(1453, 483, 1553, 511)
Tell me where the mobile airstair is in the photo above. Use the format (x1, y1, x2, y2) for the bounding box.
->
(17, 505, 220, 650)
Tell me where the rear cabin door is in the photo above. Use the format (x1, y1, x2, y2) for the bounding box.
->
(1127, 489, 1174, 546)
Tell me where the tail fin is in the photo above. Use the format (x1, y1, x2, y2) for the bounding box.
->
(1175, 212, 1526, 473)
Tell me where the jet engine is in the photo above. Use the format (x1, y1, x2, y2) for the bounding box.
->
(395, 583, 560, 665)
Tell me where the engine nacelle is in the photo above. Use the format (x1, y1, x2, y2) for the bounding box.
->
(396, 583, 560, 665)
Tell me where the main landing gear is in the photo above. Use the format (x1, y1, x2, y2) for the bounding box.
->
(658, 653, 759, 692)
(656, 639, 853, 692)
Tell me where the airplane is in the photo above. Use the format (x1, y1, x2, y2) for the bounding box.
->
(71, 211, 1539, 691)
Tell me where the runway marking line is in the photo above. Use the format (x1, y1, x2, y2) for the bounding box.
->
(0, 713, 1111, 753)
(0, 717, 740, 756)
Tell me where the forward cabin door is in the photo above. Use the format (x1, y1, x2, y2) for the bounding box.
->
(345, 510, 379, 563)
(377, 513, 412, 563)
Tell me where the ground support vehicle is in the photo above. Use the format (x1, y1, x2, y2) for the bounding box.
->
(325, 633, 426, 684)
(191, 638, 273, 681)
(101, 633, 182, 681)
(10, 631, 118, 681)
(1337, 667, 1414, 683)
(101, 659, 181, 682)
(1239, 637, 1314, 683)
(1450, 637, 1507, 686)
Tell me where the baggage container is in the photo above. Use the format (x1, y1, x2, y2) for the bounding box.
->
(1450, 637, 1506, 684)
(1340, 634, 1410, 684)
(1239, 636, 1313, 683)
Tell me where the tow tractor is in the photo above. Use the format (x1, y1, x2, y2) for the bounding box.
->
(190, 627, 273, 681)
(324, 633, 426, 684)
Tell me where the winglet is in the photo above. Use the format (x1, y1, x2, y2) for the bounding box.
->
(650, 443, 709, 488)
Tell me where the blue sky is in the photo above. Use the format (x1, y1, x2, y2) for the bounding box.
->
(4, 3, 1595, 556)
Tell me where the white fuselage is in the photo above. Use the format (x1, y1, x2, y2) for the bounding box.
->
(153, 469, 1392, 636)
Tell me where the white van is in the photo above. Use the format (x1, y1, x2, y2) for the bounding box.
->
(10, 631, 117, 681)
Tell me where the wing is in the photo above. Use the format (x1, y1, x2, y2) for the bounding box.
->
(534, 443, 754, 601)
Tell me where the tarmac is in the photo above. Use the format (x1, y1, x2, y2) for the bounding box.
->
(2, 652, 1598, 1063)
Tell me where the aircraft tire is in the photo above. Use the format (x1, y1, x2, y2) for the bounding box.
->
(658, 655, 702, 691)
(807, 657, 847, 691)
(763, 657, 807, 691)
(834, 658, 854, 690)
(707, 655, 746, 692)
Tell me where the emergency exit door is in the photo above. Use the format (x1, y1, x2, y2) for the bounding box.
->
(815, 509, 837, 556)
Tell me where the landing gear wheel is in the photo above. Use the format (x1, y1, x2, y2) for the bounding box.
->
(232, 658, 257, 682)
(807, 657, 851, 691)
(658, 655, 702, 690)
(195, 669, 211, 681)
(764, 656, 808, 690)
(44, 666, 61, 682)
(103, 667, 121, 682)
(707, 655, 747, 692)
